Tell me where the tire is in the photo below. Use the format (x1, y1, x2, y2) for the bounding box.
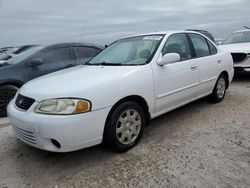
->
(208, 74, 227, 103)
(0, 85, 19, 117)
(104, 101, 145, 152)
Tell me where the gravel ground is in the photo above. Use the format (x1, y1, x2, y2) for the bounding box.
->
(0, 76, 249, 188)
(0, 118, 9, 127)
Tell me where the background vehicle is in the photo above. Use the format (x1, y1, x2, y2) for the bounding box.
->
(220, 29, 250, 73)
(0, 47, 13, 54)
(0, 45, 39, 61)
(8, 31, 234, 152)
(186, 29, 215, 42)
(0, 42, 103, 117)
(215, 39, 224, 45)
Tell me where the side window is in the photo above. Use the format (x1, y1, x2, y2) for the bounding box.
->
(162, 34, 191, 61)
(207, 40, 217, 55)
(189, 34, 210, 58)
(42, 47, 71, 63)
(76, 47, 99, 59)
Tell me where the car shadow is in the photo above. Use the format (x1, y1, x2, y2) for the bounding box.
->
(233, 73, 250, 82)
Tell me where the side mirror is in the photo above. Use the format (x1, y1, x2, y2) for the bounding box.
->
(28, 58, 43, 66)
(157, 53, 180, 66)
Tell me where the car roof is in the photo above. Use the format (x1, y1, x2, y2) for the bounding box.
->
(45, 42, 104, 50)
(120, 30, 210, 40)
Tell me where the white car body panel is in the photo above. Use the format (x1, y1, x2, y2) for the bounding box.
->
(220, 43, 250, 69)
(8, 31, 234, 152)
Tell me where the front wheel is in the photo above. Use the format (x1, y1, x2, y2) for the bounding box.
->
(0, 85, 19, 117)
(208, 74, 227, 103)
(104, 101, 145, 152)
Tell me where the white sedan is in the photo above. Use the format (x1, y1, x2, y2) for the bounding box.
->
(220, 29, 250, 73)
(8, 31, 234, 152)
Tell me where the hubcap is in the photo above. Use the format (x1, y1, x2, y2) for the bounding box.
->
(116, 109, 142, 145)
(216, 77, 226, 99)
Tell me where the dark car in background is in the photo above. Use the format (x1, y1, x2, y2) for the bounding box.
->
(186, 29, 215, 43)
(0, 42, 103, 117)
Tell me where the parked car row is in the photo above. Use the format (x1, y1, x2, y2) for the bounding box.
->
(7, 30, 234, 152)
(4, 28, 245, 118)
(0, 42, 103, 117)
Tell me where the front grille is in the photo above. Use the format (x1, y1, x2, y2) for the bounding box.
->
(14, 126, 37, 145)
(15, 94, 35, 111)
(231, 53, 248, 64)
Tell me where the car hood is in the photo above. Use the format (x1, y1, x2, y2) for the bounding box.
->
(20, 65, 143, 101)
(220, 43, 250, 53)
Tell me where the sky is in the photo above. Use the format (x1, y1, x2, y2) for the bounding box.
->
(0, 0, 249, 47)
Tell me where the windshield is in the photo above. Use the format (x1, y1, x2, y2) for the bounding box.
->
(223, 31, 250, 45)
(88, 35, 164, 65)
(6, 46, 43, 65)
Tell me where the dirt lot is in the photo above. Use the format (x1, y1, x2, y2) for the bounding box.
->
(0, 76, 249, 188)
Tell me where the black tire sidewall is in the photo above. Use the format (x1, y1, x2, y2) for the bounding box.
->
(211, 75, 227, 102)
(105, 101, 145, 152)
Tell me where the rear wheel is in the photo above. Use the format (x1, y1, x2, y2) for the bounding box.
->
(104, 101, 145, 152)
(0, 85, 19, 117)
(208, 74, 227, 103)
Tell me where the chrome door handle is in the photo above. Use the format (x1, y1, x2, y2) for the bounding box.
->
(190, 66, 198, 70)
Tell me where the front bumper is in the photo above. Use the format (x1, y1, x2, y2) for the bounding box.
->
(234, 55, 250, 73)
(7, 99, 111, 152)
(234, 66, 250, 73)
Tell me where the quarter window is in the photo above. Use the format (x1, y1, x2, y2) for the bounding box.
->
(162, 34, 192, 61)
(189, 34, 210, 58)
(207, 40, 217, 55)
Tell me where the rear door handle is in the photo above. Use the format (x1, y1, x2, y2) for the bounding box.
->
(217, 60, 222, 63)
(190, 65, 198, 71)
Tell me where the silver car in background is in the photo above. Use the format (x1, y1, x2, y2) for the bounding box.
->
(220, 30, 250, 73)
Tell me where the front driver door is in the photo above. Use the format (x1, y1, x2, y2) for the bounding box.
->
(152, 33, 199, 115)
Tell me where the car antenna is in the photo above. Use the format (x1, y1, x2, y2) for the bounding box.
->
(243, 26, 250, 29)
(79, 19, 85, 42)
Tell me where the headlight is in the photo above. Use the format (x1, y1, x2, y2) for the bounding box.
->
(35, 98, 91, 115)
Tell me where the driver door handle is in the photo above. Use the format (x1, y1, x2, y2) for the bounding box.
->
(190, 65, 198, 71)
